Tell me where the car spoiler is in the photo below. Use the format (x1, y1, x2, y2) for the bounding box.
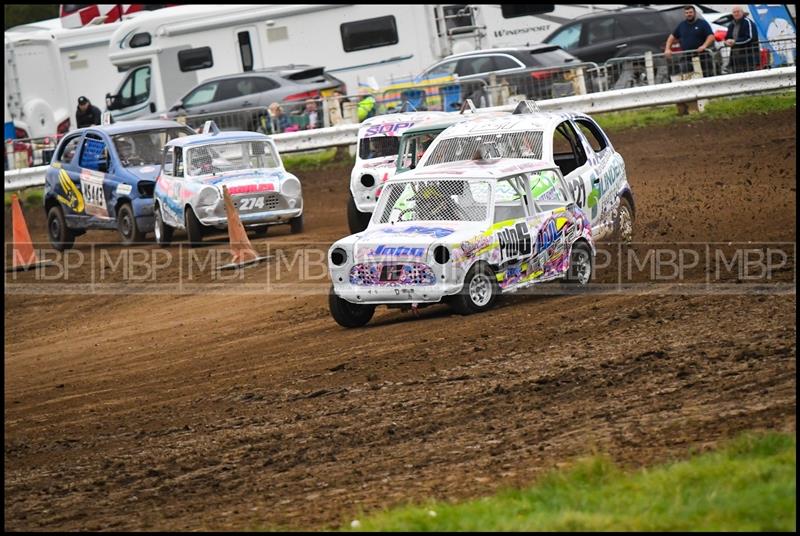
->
(283, 66, 326, 80)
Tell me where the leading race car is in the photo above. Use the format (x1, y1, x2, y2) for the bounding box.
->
(153, 122, 303, 245)
(43, 120, 195, 249)
(328, 158, 594, 328)
(417, 101, 635, 243)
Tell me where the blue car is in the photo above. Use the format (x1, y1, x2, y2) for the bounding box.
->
(44, 120, 195, 249)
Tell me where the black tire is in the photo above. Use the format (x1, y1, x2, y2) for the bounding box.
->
(347, 194, 371, 233)
(328, 286, 375, 328)
(185, 206, 204, 246)
(117, 203, 144, 245)
(449, 263, 499, 315)
(47, 205, 75, 251)
(614, 197, 634, 244)
(565, 241, 593, 285)
(251, 225, 269, 238)
(289, 213, 304, 234)
(153, 203, 174, 247)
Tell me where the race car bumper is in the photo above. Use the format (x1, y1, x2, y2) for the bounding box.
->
(198, 207, 303, 228)
(331, 281, 464, 305)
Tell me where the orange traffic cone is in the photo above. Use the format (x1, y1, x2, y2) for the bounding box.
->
(218, 185, 271, 271)
(5, 194, 53, 273)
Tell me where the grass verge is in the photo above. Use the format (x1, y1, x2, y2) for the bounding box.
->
(5, 188, 44, 209)
(341, 432, 795, 532)
(594, 91, 796, 132)
(282, 147, 354, 173)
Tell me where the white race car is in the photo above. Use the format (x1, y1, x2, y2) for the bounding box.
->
(347, 111, 450, 233)
(328, 158, 594, 328)
(417, 101, 635, 242)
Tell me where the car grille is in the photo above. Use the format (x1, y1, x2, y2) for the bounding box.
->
(349, 262, 436, 286)
(234, 192, 282, 212)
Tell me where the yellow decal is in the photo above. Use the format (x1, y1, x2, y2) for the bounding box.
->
(56, 169, 84, 213)
(51, 162, 62, 169)
(555, 217, 568, 230)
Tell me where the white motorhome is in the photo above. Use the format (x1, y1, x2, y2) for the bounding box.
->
(106, 4, 628, 120)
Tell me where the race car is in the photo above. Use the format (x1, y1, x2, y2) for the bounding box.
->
(153, 121, 303, 245)
(417, 101, 635, 243)
(328, 158, 594, 328)
(43, 120, 195, 249)
(347, 111, 450, 233)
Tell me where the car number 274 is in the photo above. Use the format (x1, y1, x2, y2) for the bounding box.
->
(238, 196, 266, 211)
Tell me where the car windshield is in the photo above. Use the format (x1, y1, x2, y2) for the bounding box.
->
(359, 136, 400, 160)
(424, 131, 544, 166)
(398, 131, 441, 171)
(112, 127, 192, 167)
(377, 179, 490, 223)
(186, 140, 280, 177)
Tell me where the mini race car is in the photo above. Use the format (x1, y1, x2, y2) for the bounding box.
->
(43, 120, 195, 249)
(328, 158, 594, 328)
(417, 101, 635, 242)
(153, 121, 303, 245)
(347, 111, 450, 233)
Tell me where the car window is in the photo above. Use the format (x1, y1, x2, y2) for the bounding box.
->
(57, 135, 81, 164)
(493, 55, 522, 70)
(530, 169, 570, 212)
(527, 47, 579, 67)
(117, 66, 151, 107)
(232, 77, 278, 97)
(378, 179, 489, 223)
(456, 56, 495, 76)
(253, 77, 279, 92)
(622, 12, 668, 34)
(184, 82, 219, 107)
(493, 176, 529, 224)
(113, 127, 193, 168)
(553, 120, 587, 175)
(423, 60, 458, 79)
(546, 23, 581, 50)
(574, 119, 608, 153)
(585, 17, 621, 45)
(79, 134, 108, 172)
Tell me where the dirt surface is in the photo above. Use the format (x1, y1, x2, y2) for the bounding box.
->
(4, 110, 796, 531)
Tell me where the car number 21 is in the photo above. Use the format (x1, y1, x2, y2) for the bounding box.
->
(238, 196, 265, 211)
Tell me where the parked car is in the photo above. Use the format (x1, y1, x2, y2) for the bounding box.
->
(417, 45, 586, 102)
(43, 120, 195, 249)
(328, 159, 595, 327)
(148, 65, 345, 129)
(153, 121, 303, 245)
(417, 101, 635, 243)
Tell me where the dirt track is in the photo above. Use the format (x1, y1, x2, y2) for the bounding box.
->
(4, 109, 796, 531)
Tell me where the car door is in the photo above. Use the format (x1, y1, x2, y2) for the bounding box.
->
(551, 120, 596, 225)
(155, 145, 186, 227)
(51, 133, 87, 225)
(577, 16, 629, 63)
(527, 168, 578, 280)
(76, 131, 114, 221)
(491, 174, 535, 292)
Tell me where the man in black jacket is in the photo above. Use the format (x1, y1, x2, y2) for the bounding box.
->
(725, 6, 760, 73)
(75, 96, 102, 128)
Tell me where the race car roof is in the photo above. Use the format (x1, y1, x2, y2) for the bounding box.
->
(358, 111, 450, 138)
(82, 120, 189, 136)
(166, 130, 271, 148)
(401, 110, 513, 136)
(394, 158, 557, 181)
(437, 111, 588, 137)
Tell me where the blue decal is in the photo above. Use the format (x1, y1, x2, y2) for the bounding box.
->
(378, 226, 455, 238)
(373, 244, 425, 257)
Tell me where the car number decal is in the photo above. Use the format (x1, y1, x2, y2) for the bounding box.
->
(237, 196, 267, 211)
(80, 169, 109, 218)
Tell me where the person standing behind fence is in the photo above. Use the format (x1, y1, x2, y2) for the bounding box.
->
(303, 100, 321, 129)
(267, 102, 289, 134)
(664, 5, 716, 76)
(725, 6, 760, 73)
(75, 96, 102, 128)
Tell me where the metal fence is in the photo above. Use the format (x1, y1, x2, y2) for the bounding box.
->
(4, 136, 61, 171)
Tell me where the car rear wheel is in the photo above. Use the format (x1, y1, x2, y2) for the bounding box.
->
(615, 197, 634, 244)
(565, 241, 593, 285)
(329, 286, 375, 328)
(347, 194, 371, 233)
(47, 205, 75, 251)
(290, 213, 304, 234)
(450, 263, 499, 315)
(117, 203, 144, 245)
(154, 204, 174, 247)
(185, 206, 204, 247)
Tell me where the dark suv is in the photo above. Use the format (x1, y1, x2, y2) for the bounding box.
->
(542, 7, 686, 64)
(417, 45, 584, 102)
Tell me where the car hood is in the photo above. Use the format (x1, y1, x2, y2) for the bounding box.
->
(360, 156, 397, 170)
(341, 221, 488, 262)
(199, 169, 292, 191)
(123, 164, 162, 182)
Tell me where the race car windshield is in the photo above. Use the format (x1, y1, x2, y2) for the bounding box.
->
(112, 127, 193, 168)
(187, 140, 280, 177)
(378, 179, 490, 223)
(359, 136, 400, 160)
(425, 130, 544, 165)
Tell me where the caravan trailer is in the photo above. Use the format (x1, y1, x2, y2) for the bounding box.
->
(106, 4, 628, 120)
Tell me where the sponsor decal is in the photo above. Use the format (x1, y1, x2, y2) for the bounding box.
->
(497, 222, 532, 262)
(372, 244, 425, 257)
(228, 183, 275, 195)
(139, 166, 156, 173)
(80, 169, 109, 218)
(365, 122, 415, 137)
(116, 184, 133, 195)
(56, 169, 84, 213)
(377, 225, 455, 238)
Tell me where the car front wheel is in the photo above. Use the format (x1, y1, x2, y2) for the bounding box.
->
(347, 194, 371, 233)
(154, 204, 174, 247)
(329, 287, 375, 328)
(289, 213, 304, 234)
(117, 203, 144, 245)
(450, 263, 499, 315)
(185, 206, 204, 246)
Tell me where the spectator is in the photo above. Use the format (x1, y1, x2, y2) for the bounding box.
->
(356, 91, 376, 122)
(75, 96, 102, 128)
(725, 6, 760, 73)
(303, 99, 321, 129)
(332, 89, 350, 116)
(664, 5, 716, 77)
(267, 102, 290, 134)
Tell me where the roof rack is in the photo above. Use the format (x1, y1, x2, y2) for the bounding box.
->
(512, 100, 540, 114)
(202, 120, 220, 135)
